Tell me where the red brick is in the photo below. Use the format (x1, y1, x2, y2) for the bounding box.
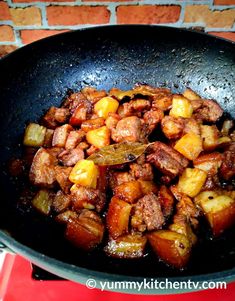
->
(47, 6, 110, 26)
(0, 25, 15, 42)
(83, 0, 133, 2)
(214, 0, 235, 4)
(117, 5, 181, 24)
(10, 7, 42, 26)
(0, 45, 18, 58)
(21, 29, 69, 44)
(0, 1, 11, 21)
(209, 31, 235, 42)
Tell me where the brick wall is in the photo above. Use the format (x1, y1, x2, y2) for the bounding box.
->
(0, 0, 235, 57)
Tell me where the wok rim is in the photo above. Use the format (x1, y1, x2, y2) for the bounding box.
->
(0, 25, 235, 292)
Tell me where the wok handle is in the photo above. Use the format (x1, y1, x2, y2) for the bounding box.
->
(0, 242, 15, 254)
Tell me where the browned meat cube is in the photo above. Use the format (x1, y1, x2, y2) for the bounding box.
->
(109, 171, 135, 190)
(52, 124, 73, 147)
(29, 148, 57, 188)
(58, 148, 84, 167)
(106, 196, 132, 238)
(121, 99, 151, 117)
(54, 166, 72, 193)
(65, 130, 85, 150)
(194, 99, 223, 122)
(71, 184, 100, 211)
(54, 108, 70, 123)
(194, 152, 222, 176)
(111, 116, 144, 143)
(105, 113, 121, 130)
(41, 107, 58, 129)
(158, 185, 174, 218)
(43, 129, 54, 147)
(69, 100, 92, 126)
(161, 116, 184, 140)
(81, 117, 105, 132)
(65, 211, 104, 251)
(81, 87, 107, 103)
(114, 181, 143, 203)
(147, 142, 189, 179)
(130, 162, 154, 181)
(151, 88, 173, 111)
(143, 109, 164, 134)
(131, 192, 164, 232)
(62, 92, 87, 113)
(220, 148, 235, 180)
(183, 118, 200, 136)
(56, 210, 78, 224)
(52, 190, 71, 213)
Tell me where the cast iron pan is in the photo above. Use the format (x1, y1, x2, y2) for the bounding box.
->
(0, 25, 235, 294)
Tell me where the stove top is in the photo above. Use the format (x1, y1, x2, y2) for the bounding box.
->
(0, 253, 235, 301)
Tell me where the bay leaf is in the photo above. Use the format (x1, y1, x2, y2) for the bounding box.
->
(87, 142, 152, 166)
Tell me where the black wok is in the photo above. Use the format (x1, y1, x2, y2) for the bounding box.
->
(0, 25, 235, 294)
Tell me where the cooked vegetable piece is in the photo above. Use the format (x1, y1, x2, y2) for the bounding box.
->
(104, 234, 147, 258)
(65, 212, 104, 250)
(32, 189, 52, 215)
(86, 126, 110, 149)
(94, 96, 119, 119)
(147, 230, 191, 268)
(200, 125, 218, 151)
(174, 133, 202, 160)
(69, 159, 99, 189)
(177, 168, 207, 198)
(183, 88, 200, 101)
(88, 142, 151, 166)
(23, 123, 46, 147)
(106, 197, 132, 238)
(198, 195, 235, 236)
(170, 95, 193, 118)
(114, 181, 143, 203)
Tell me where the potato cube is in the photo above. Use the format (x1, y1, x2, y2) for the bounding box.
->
(147, 230, 191, 268)
(178, 168, 207, 197)
(170, 95, 193, 118)
(199, 195, 235, 236)
(23, 123, 46, 147)
(32, 189, 52, 215)
(174, 133, 203, 160)
(69, 159, 99, 189)
(200, 125, 218, 151)
(106, 196, 132, 238)
(86, 126, 110, 148)
(94, 96, 119, 119)
(194, 191, 219, 207)
(104, 234, 147, 258)
(138, 180, 158, 195)
(183, 88, 200, 101)
(114, 181, 143, 203)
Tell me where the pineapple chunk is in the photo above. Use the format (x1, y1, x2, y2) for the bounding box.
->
(94, 96, 119, 119)
(178, 168, 207, 197)
(86, 126, 110, 148)
(104, 234, 147, 258)
(23, 123, 46, 147)
(218, 136, 231, 145)
(69, 159, 99, 189)
(32, 189, 52, 215)
(200, 125, 218, 151)
(174, 133, 203, 160)
(183, 88, 200, 101)
(169, 95, 193, 118)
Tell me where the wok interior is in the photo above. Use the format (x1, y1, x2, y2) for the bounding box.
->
(0, 26, 235, 277)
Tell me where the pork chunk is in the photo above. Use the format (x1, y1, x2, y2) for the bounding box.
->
(58, 148, 84, 167)
(111, 116, 144, 143)
(131, 193, 164, 232)
(147, 142, 189, 179)
(29, 148, 57, 188)
(194, 99, 223, 122)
